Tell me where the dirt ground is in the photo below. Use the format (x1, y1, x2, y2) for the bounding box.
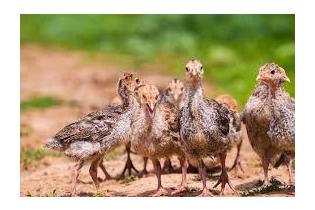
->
(20, 45, 295, 197)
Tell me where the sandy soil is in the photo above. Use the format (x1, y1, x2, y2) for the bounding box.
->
(20, 45, 295, 197)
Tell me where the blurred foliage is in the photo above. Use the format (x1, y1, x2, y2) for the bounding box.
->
(21, 15, 294, 105)
(20, 148, 61, 170)
(119, 175, 137, 184)
(21, 96, 62, 112)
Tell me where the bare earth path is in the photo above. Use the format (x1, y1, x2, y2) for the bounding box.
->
(20, 45, 294, 197)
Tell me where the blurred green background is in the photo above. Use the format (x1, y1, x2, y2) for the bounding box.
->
(20, 14, 295, 106)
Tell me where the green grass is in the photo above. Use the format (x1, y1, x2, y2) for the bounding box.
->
(21, 15, 295, 106)
(20, 148, 61, 170)
(119, 175, 137, 184)
(240, 177, 293, 197)
(93, 191, 104, 197)
(21, 96, 62, 112)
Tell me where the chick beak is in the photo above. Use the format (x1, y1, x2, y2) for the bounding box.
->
(191, 69, 197, 76)
(256, 74, 261, 82)
(146, 102, 155, 118)
(173, 94, 178, 101)
(282, 74, 290, 83)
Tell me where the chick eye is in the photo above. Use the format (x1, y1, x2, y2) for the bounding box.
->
(185, 67, 189, 72)
(136, 78, 140, 84)
(270, 70, 275, 74)
(142, 94, 146, 99)
(200, 66, 203, 70)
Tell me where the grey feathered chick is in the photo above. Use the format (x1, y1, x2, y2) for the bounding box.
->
(179, 59, 235, 196)
(44, 72, 142, 195)
(243, 63, 295, 186)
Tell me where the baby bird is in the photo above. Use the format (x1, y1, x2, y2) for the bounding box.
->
(161, 78, 185, 173)
(216, 94, 243, 173)
(142, 79, 185, 175)
(164, 78, 185, 108)
(179, 59, 235, 196)
(45, 73, 141, 195)
(131, 84, 187, 196)
(243, 63, 295, 186)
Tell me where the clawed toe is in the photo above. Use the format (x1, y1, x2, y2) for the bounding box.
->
(171, 185, 189, 195)
(213, 172, 237, 195)
(198, 188, 213, 197)
(152, 187, 169, 196)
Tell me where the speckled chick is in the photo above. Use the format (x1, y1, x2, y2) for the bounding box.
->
(44, 73, 142, 195)
(159, 78, 185, 173)
(243, 63, 295, 186)
(131, 84, 186, 196)
(179, 59, 235, 196)
(216, 94, 243, 173)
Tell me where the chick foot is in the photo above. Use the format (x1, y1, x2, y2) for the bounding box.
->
(197, 188, 213, 197)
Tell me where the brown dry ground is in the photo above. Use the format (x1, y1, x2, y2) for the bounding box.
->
(20, 45, 295, 197)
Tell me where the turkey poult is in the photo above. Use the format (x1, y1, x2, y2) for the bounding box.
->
(141, 79, 185, 175)
(243, 63, 295, 186)
(216, 94, 243, 173)
(131, 84, 187, 196)
(44, 73, 142, 195)
(161, 78, 185, 173)
(179, 59, 236, 196)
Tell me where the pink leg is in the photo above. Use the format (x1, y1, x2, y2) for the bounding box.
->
(262, 158, 270, 187)
(230, 140, 244, 173)
(151, 159, 169, 196)
(71, 160, 85, 196)
(171, 156, 188, 195)
(197, 160, 213, 197)
(213, 153, 237, 195)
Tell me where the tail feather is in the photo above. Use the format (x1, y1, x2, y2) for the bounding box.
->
(44, 138, 64, 151)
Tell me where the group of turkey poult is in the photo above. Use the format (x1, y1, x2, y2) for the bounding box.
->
(45, 59, 295, 197)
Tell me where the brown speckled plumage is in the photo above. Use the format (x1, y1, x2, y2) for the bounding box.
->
(179, 59, 235, 195)
(44, 72, 141, 194)
(243, 63, 295, 185)
(131, 84, 185, 195)
(216, 94, 243, 172)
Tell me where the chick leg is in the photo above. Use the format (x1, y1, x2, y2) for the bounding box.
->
(162, 158, 175, 174)
(213, 152, 237, 195)
(89, 156, 103, 190)
(71, 160, 85, 196)
(262, 158, 270, 187)
(98, 158, 113, 181)
(152, 159, 169, 196)
(229, 140, 244, 173)
(197, 159, 213, 197)
(284, 156, 294, 186)
(119, 142, 139, 178)
(141, 157, 149, 176)
(171, 156, 188, 195)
